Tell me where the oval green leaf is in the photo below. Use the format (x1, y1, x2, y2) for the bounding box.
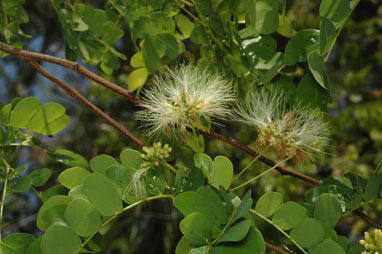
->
(30, 168, 52, 187)
(37, 195, 71, 231)
(48, 149, 88, 169)
(272, 202, 308, 230)
(89, 154, 119, 174)
(82, 173, 122, 217)
(1, 233, 35, 254)
(179, 212, 211, 246)
(40, 225, 82, 254)
(128, 67, 148, 92)
(211, 156, 233, 190)
(314, 193, 342, 227)
(58, 167, 90, 189)
(254, 192, 283, 217)
(130, 52, 145, 68)
(308, 52, 330, 90)
(290, 218, 325, 248)
(120, 149, 142, 170)
(284, 29, 320, 66)
(308, 239, 346, 254)
(65, 198, 102, 237)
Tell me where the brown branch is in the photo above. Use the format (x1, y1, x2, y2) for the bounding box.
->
(0, 41, 379, 229)
(354, 209, 382, 229)
(26, 60, 144, 148)
(0, 42, 142, 105)
(265, 242, 289, 254)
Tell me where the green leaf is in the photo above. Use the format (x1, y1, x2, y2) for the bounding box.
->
(314, 193, 342, 227)
(175, 237, 193, 254)
(37, 195, 71, 231)
(284, 29, 320, 66)
(41, 185, 68, 202)
(194, 153, 213, 180)
(211, 156, 233, 190)
(322, 222, 338, 241)
(146, 168, 166, 195)
(25, 102, 70, 136)
(25, 236, 42, 254)
(0, 104, 11, 126)
(277, 15, 295, 38)
(308, 239, 346, 254)
(128, 67, 149, 91)
(104, 165, 129, 198)
(190, 246, 208, 254)
(0, 233, 35, 254)
(41, 225, 82, 254)
(296, 73, 332, 111)
(364, 161, 382, 201)
(212, 228, 265, 254)
(155, 33, 179, 59)
(30, 168, 52, 187)
(249, 0, 279, 35)
(58, 167, 90, 189)
(194, 0, 211, 16)
(130, 52, 145, 68)
(9, 97, 41, 128)
(197, 187, 229, 225)
(217, 219, 251, 243)
(255, 192, 283, 217)
(174, 187, 227, 228)
(257, 53, 285, 84)
(174, 14, 194, 37)
(319, 0, 349, 24)
(179, 212, 212, 246)
(13, 175, 32, 192)
(232, 190, 252, 223)
(142, 36, 160, 73)
(48, 149, 88, 169)
(120, 149, 142, 170)
(290, 218, 325, 248)
(82, 173, 122, 217)
(272, 202, 308, 230)
(320, 17, 337, 55)
(190, 23, 209, 46)
(266, 75, 297, 104)
(65, 198, 102, 237)
(89, 154, 119, 175)
(68, 185, 88, 200)
(308, 52, 330, 90)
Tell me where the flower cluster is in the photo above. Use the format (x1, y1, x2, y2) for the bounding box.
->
(235, 88, 330, 163)
(136, 64, 235, 138)
(140, 142, 172, 169)
(124, 142, 172, 200)
(360, 229, 382, 254)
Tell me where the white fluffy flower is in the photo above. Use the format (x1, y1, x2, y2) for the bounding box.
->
(136, 64, 235, 137)
(235, 88, 330, 163)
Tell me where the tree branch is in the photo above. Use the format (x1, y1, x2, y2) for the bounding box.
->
(265, 242, 289, 254)
(26, 60, 144, 148)
(0, 42, 142, 105)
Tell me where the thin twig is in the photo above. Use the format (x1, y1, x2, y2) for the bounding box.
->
(265, 242, 289, 254)
(0, 42, 142, 105)
(26, 60, 144, 148)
